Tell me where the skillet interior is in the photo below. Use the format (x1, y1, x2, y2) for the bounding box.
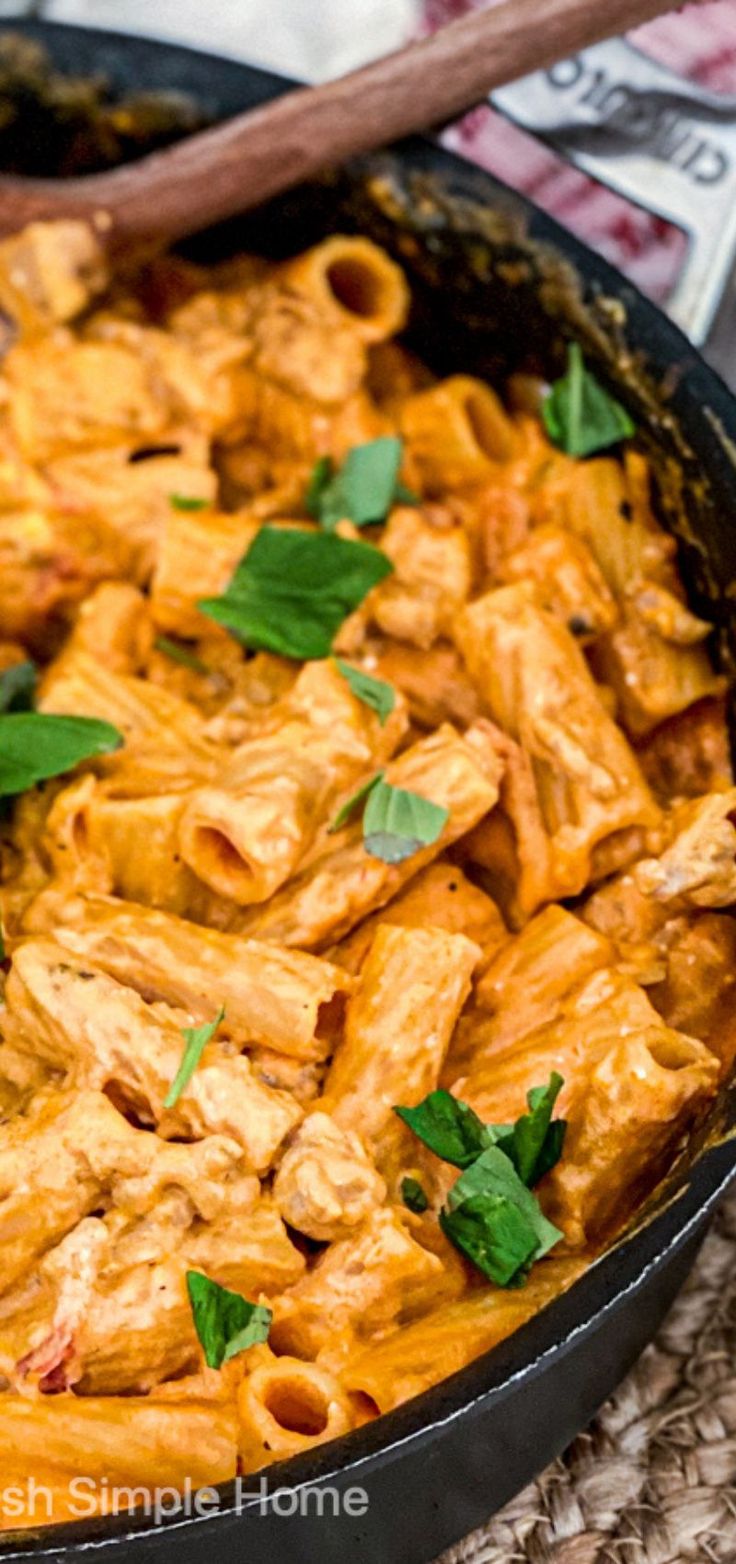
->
(1, 21, 736, 1564)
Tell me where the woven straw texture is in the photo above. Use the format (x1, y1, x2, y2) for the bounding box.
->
(437, 1192, 736, 1564)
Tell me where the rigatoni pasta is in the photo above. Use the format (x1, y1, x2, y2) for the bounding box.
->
(0, 220, 732, 1523)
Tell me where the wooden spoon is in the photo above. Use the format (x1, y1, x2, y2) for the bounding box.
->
(0, 0, 686, 245)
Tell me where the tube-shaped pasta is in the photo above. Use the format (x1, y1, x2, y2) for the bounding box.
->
(25, 890, 352, 1060)
(6, 335, 169, 463)
(60, 1201, 303, 1395)
(272, 1206, 454, 1359)
(322, 925, 480, 1153)
(400, 375, 515, 490)
(545, 1021, 718, 1246)
(42, 783, 221, 920)
(178, 659, 407, 905)
(498, 525, 617, 642)
(280, 236, 409, 344)
(369, 505, 473, 649)
(559, 456, 672, 598)
(238, 1354, 354, 1470)
(0, 1394, 237, 1520)
(342, 1257, 587, 1413)
(44, 433, 216, 582)
(241, 721, 504, 948)
(150, 506, 261, 637)
(647, 912, 736, 1076)
(593, 601, 725, 737)
(455, 585, 659, 918)
(370, 638, 481, 730)
(39, 648, 204, 751)
(330, 860, 506, 976)
(446, 906, 613, 1078)
(4, 940, 302, 1172)
(449, 968, 718, 1247)
(64, 582, 152, 674)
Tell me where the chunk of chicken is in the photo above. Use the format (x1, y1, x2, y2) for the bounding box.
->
(0, 1085, 253, 1297)
(4, 941, 302, 1171)
(273, 1112, 386, 1241)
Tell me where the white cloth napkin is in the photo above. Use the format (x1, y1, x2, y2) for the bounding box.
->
(39, 0, 419, 80)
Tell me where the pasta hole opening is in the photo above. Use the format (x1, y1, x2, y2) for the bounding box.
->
(316, 991, 347, 1044)
(102, 1080, 153, 1128)
(192, 826, 253, 887)
(326, 258, 386, 322)
(463, 389, 507, 460)
(69, 810, 90, 856)
(647, 1036, 700, 1071)
(263, 1379, 329, 1436)
(348, 1391, 380, 1424)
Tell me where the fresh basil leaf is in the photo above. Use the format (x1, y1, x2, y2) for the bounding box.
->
(441, 1193, 541, 1288)
(154, 636, 209, 676)
(306, 437, 407, 530)
(0, 661, 36, 715)
(333, 658, 395, 726)
(505, 1073, 566, 1187)
(401, 1176, 429, 1214)
(186, 1270, 271, 1369)
(164, 1006, 225, 1109)
(395, 1089, 492, 1170)
(305, 455, 334, 519)
(363, 777, 448, 864)
(170, 493, 209, 512)
(328, 773, 382, 835)
(441, 1145, 563, 1286)
(0, 714, 123, 798)
(543, 343, 635, 458)
(199, 527, 392, 661)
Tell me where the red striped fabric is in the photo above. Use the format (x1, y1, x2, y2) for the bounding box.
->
(419, 0, 736, 304)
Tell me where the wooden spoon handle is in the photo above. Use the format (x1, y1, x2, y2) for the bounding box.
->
(0, 0, 684, 244)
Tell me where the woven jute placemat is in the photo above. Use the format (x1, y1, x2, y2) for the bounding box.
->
(437, 1192, 736, 1564)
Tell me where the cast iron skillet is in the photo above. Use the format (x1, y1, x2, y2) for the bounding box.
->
(3, 21, 736, 1564)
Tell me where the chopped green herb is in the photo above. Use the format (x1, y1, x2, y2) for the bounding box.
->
(328, 771, 447, 862)
(396, 1078, 567, 1288)
(333, 658, 395, 726)
(199, 526, 392, 661)
(329, 772, 382, 835)
(170, 493, 209, 512)
(154, 636, 209, 675)
(363, 776, 448, 864)
(164, 1006, 225, 1109)
(487, 1073, 566, 1188)
(186, 1270, 271, 1369)
(306, 437, 413, 530)
(401, 1176, 429, 1214)
(395, 1089, 491, 1170)
(543, 343, 635, 458)
(0, 714, 123, 799)
(396, 1077, 566, 1186)
(440, 1146, 563, 1287)
(0, 661, 36, 715)
(305, 455, 333, 519)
